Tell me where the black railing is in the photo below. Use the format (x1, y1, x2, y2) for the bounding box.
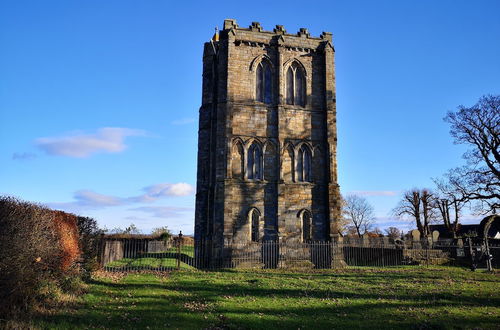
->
(100, 236, 499, 272)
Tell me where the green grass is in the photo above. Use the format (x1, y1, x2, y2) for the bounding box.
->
(105, 257, 194, 270)
(104, 245, 195, 270)
(174, 245, 194, 257)
(35, 266, 499, 329)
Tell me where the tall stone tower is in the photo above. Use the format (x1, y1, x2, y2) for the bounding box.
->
(195, 19, 341, 251)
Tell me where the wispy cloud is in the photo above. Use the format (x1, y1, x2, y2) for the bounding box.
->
(348, 190, 398, 197)
(48, 182, 195, 213)
(130, 206, 194, 218)
(171, 117, 196, 125)
(12, 152, 37, 160)
(48, 190, 124, 212)
(35, 127, 146, 158)
(73, 190, 124, 207)
(131, 183, 195, 202)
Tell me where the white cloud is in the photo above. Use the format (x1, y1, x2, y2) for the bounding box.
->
(171, 117, 196, 125)
(48, 189, 124, 212)
(130, 206, 194, 218)
(73, 190, 124, 207)
(36, 127, 145, 158)
(48, 182, 195, 213)
(132, 183, 195, 202)
(349, 190, 398, 197)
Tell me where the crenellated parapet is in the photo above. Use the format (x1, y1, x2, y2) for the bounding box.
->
(222, 19, 332, 42)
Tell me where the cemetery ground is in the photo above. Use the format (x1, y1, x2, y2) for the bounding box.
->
(24, 266, 500, 329)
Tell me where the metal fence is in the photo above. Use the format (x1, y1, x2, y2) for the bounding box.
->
(100, 237, 499, 272)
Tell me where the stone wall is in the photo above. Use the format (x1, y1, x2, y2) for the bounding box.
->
(195, 19, 341, 261)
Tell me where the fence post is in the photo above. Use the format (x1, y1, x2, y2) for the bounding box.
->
(98, 233, 106, 269)
(177, 231, 183, 270)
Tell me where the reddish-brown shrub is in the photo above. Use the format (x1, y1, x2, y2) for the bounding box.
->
(0, 197, 62, 316)
(52, 211, 80, 271)
(0, 197, 84, 317)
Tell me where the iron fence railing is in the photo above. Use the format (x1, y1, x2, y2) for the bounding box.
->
(100, 237, 499, 272)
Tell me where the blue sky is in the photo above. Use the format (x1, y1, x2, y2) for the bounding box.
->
(1, 0, 499, 234)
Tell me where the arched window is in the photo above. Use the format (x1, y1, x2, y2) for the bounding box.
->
(249, 208, 261, 242)
(256, 61, 272, 104)
(297, 145, 312, 182)
(247, 142, 263, 180)
(286, 67, 294, 105)
(286, 62, 306, 107)
(300, 210, 312, 242)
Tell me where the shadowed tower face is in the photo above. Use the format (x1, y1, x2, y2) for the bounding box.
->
(195, 19, 341, 247)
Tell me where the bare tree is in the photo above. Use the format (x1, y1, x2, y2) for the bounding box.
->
(444, 94, 500, 213)
(393, 189, 436, 238)
(385, 227, 402, 239)
(433, 178, 468, 237)
(336, 197, 351, 235)
(342, 195, 375, 237)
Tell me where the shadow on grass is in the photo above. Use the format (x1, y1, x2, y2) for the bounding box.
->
(36, 269, 500, 329)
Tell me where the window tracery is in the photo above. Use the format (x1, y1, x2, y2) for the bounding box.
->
(247, 142, 263, 180)
(286, 62, 306, 107)
(256, 61, 272, 104)
(297, 145, 312, 182)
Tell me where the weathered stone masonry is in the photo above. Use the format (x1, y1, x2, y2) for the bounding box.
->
(195, 19, 341, 254)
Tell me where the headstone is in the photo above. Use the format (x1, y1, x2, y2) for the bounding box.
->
(411, 229, 420, 241)
(432, 230, 440, 242)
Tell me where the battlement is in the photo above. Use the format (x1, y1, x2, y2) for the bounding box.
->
(222, 18, 332, 42)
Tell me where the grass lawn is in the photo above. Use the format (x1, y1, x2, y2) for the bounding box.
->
(104, 245, 195, 270)
(35, 266, 499, 329)
(105, 257, 194, 270)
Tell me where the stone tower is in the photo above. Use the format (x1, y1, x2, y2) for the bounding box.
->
(194, 19, 341, 251)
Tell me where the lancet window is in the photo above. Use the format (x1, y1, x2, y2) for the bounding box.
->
(300, 210, 312, 242)
(249, 208, 261, 242)
(297, 145, 312, 182)
(286, 62, 306, 106)
(247, 142, 263, 180)
(256, 61, 272, 104)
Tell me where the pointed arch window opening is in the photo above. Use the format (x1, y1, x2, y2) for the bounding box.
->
(250, 208, 261, 242)
(247, 143, 263, 180)
(286, 67, 294, 105)
(301, 210, 312, 242)
(286, 63, 306, 107)
(297, 145, 312, 182)
(256, 61, 272, 104)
